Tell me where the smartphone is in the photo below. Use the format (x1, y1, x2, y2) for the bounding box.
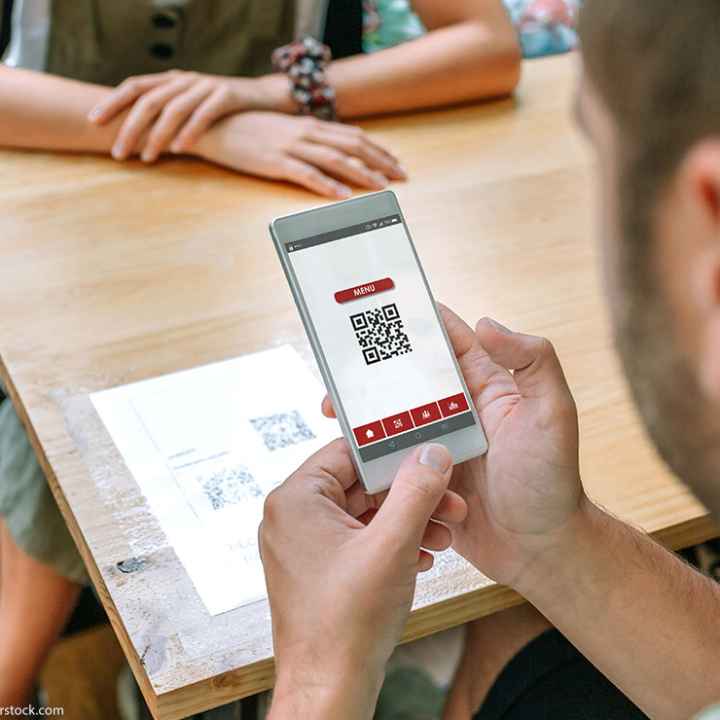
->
(270, 191, 487, 493)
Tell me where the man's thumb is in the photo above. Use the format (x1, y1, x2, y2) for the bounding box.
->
(475, 317, 571, 401)
(371, 443, 453, 551)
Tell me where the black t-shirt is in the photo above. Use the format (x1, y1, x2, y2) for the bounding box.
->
(323, 0, 363, 59)
(0, 0, 13, 57)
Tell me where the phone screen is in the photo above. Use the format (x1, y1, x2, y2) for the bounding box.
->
(284, 212, 478, 463)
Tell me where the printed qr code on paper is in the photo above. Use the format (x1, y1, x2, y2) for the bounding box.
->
(250, 410, 316, 452)
(350, 303, 412, 366)
(199, 464, 261, 511)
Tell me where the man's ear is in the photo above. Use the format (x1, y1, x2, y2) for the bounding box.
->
(680, 140, 720, 399)
(685, 141, 720, 226)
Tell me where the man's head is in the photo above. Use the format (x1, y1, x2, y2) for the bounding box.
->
(577, 2, 720, 515)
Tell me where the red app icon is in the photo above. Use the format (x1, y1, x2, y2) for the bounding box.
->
(381, 411, 414, 437)
(410, 402, 441, 427)
(438, 393, 470, 418)
(353, 420, 386, 447)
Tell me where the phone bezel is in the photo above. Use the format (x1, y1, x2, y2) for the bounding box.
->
(270, 190, 488, 493)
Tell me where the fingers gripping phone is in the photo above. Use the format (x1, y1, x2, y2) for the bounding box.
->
(270, 191, 488, 493)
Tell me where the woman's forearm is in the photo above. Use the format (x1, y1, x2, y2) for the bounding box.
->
(0, 65, 128, 153)
(326, 17, 521, 118)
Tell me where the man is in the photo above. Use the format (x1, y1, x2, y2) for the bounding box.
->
(259, 1, 720, 718)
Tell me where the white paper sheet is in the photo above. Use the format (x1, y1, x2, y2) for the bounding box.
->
(91, 345, 339, 615)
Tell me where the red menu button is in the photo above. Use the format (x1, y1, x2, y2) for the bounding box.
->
(335, 277, 394, 304)
(353, 420, 386, 447)
(438, 393, 470, 418)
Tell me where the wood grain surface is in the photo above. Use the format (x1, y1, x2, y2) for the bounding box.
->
(1, 55, 716, 719)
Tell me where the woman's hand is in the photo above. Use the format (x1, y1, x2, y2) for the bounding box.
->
(87, 70, 291, 162)
(193, 112, 406, 198)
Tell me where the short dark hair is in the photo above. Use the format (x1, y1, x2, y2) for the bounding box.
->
(579, 2, 720, 247)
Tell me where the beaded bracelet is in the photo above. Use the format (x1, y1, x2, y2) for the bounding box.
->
(272, 36, 338, 121)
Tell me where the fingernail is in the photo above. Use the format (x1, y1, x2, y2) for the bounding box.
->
(170, 141, 182, 154)
(419, 443, 452, 473)
(484, 317, 512, 334)
(141, 150, 153, 163)
(87, 108, 101, 122)
(336, 185, 352, 198)
(394, 164, 407, 178)
(111, 145, 124, 160)
(373, 174, 388, 188)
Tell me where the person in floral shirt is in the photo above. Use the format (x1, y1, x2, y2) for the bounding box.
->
(364, 0, 581, 58)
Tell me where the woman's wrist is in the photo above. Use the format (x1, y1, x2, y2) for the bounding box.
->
(243, 74, 297, 114)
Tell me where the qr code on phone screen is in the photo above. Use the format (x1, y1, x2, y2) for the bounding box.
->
(350, 303, 412, 365)
(200, 464, 261, 511)
(250, 410, 316, 452)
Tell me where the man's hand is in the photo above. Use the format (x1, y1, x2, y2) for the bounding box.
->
(437, 307, 585, 591)
(260, 438, 467, 720)
(321, 306, 585, 593)
(193, 112, 404, 198)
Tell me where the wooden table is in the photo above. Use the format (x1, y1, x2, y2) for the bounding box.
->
(1, 55, 716, 719)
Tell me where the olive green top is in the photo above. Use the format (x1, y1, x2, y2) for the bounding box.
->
(3, 0, 318, 85)
(48, 0, 295, 85)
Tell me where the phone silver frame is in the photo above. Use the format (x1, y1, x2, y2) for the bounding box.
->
(270, 190, 487, 493)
